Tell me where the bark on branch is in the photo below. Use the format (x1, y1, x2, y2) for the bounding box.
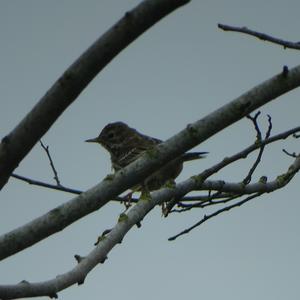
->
(1, 152, 299, 299)
(1, 64, 300, 263)
(0, 0, 190, 190)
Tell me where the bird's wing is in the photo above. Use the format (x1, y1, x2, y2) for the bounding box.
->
(118, 148, 143, 167)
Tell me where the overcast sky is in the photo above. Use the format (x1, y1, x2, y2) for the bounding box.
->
(1, 1, 300, 300)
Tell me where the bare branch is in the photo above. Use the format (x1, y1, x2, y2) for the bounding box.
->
(171, 193, 242, 213)
(39, 140, 61, 185)
(2, 4, 300, 299)
(11, 173, 81, 195)
(282, 149, 298, 158)
(165, 125, 300, 214)
(10, 173, 139, 203)
(1, 153, 300, 298)
(168, 193, 262, 241)
(0, 191, 166, 299)
(167, 153, 300, 241)
(218, 23, 300, 50)
(2, 63, 300, 261)
(0, 0, 191, 189)
(10, 173, 234, 204)
(247, 111, 262, 140)
(243, 113, 272, 184)
(12, 125, 300, 201)
(5, 155, 300, 299)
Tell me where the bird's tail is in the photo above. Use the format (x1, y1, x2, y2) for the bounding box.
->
(182, 151, 208, 161)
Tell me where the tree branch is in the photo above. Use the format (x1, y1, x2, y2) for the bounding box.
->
(167, 153, 300, 241)
(243, 113, 272, 184)
(164, 124, 300, 214)
(10, 173, 138, 204)
(39, 140, 61, 186)
(11, 173, 82, 195)
(0, 189, 170, 299)
(171, 193, 242, 213)
(168, 193, 263, 241)
(218, 23, 300, 50)
(11, 125, 300, 200)
(1, 60, 300, 262)
(0, 0, 191, 189)
(2, 152, 300, 298)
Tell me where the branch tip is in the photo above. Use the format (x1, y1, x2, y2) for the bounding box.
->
(39, 140, 61, 186)
(282, 149, 297, 158)
(218, 23, 300, 50)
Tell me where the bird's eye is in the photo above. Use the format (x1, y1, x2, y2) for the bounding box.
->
(107, 132, 114, 139)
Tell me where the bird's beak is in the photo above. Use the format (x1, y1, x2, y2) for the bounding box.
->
(85, 137, 100, 143)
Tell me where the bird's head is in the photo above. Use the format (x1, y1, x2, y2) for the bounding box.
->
(85, 121, 133, 152)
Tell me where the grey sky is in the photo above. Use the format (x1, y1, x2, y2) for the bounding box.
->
(1, 1, 300, 299)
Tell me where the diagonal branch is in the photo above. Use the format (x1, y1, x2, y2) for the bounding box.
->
(10, 173, 138, 203)
(165, 125, 300, 214)
(167, 154, 300, 241)
(168, 193, 263, 241)
(39, 140, 61, 185)
(1, 64, 300, 261)
(218, 23, 300, 50)
(171, 193, 242, 213)
(0, 0, 191, 190)
(0, 188, 169, 299)
(1, 154, 300, 298)
(11, 125, 300, 199)
(11, 173, 82, 195)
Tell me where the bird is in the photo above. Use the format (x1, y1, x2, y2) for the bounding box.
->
(86, 122, 207, 192)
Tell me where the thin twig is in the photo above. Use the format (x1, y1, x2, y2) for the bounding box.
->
(165, 125, 300, 214)
(218, 23, 300, 50)
(11, 125, 300, 206)
(282, 149, 298, 158)
(168, 192, 262, 241)
(11, 173, 82, 194)
(176, 194, 230, 201)
(247, 111, 262, 140)
(10, 172, 223, 204)
(11, 173, 137, 203)
(243, 114, 272, 184)
(171, 193, 242, 213)
(39, 140, 61, 186)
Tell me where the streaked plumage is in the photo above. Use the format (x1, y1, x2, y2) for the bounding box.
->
(86, 122, 207, 190)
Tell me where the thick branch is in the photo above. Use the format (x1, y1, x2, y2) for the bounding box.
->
(1, 153, 299, 298)
(1, 64, 300, 261)
(12, 125, 300, 198)
(0, 190, 167, 299)
(0, 0, 190, 189)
